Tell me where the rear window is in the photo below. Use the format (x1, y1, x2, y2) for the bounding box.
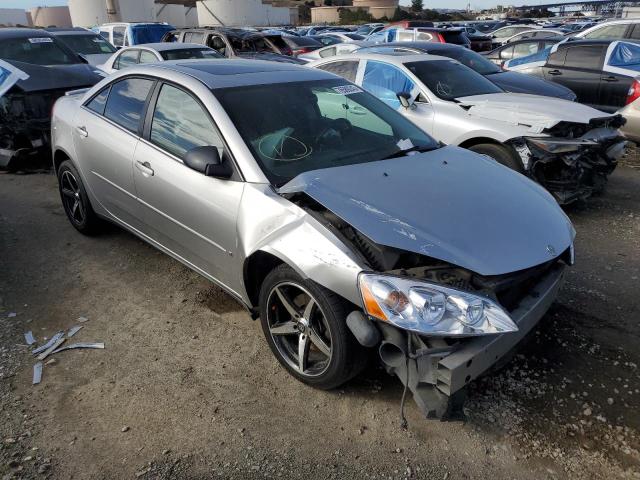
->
(406, 59, 503, 100)
(0, 37, 77, 66)
(58, 34, 116, 55)
(440, 31, 468, 45)
(104, 78, 154, 133)
(431, 47, 501, 75)
(160, 47, 222, 60)
(286, 36, 322, 47)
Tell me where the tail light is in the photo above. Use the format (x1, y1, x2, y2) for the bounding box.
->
(293, 47, 313, 56)
(626, 79, 640, 105)
(436, 33, 445, 43)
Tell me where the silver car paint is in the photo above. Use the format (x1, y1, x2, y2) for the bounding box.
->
(279, 147, 574, 276)
(308, 53, 616, 146)
(52, 60, 573, 313)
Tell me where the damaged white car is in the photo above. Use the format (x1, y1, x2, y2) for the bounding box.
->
(52, 60, 575, 419)
(309, 53, 627, 204)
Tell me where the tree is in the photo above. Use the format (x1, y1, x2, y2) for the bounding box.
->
(391, 6, 411, 21)
(338, 7, 374, 24)
(411, 0, 424, 12)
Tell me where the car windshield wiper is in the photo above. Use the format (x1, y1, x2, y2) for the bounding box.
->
(380, 145, 438, 160)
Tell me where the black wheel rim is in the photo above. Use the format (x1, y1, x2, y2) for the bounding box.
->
(60, 170, 85, 225)
(266, 282, 333, 377)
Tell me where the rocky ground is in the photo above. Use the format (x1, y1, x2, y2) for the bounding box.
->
(1, 165, 639, 479)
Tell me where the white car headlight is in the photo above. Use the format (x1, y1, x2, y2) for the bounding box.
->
(525, 137, 597, 154)
(359, 274, 518, 336)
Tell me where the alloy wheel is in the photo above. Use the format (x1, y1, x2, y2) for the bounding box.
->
(60, 170, 85, 225)
(266, 282, 333, 377)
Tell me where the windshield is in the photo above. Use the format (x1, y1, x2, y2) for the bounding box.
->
(58, 34, 116, 55)
(160, 48, 222, 60)
(0, 37, 78, 66)
(215, 79, 439, 186)
(433, 47, 501, 74)
(406, 60, 502, 100)
(130, 24, 175, 45)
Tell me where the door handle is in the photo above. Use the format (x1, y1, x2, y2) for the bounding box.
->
(547, 69, 562, 76)
(135, 161, 154, 177)
(76, 126, 88, 138)
(602, 75, 618, 82)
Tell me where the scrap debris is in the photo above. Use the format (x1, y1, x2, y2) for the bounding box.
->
(67, 325, 83, 338)
(52, 342, 104, 354)
(32, 362, 43, 385)
(24, 331, 36, 345)
(32, 332, 64, 355)
(28, 318, 104, 386)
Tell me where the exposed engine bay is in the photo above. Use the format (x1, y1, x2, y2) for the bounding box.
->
(509, 115, 628, 205)
(290, 192, 571, 420)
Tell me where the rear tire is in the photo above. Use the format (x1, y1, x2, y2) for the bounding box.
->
(259, 264, 367, 390)
(57, 160, 102, 235)
(468, 143, 524, 173)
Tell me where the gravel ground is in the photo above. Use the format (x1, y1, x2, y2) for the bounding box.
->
(0, 166, 639, 480)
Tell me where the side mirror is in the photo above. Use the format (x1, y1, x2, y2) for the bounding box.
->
(397, 91, 414, 109)
(184, 146, 233, 179)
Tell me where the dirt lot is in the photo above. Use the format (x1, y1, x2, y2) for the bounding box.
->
(1, 164, 639, 480)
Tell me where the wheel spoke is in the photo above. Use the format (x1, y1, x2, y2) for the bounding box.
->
(269, 321, 298, 336)
(302, 298, 315, 321)
(308, 328, 331, 357)
(72, 200, 79, 218)
(275, 286, 300, 320)
(298, 333, 310, 373)
(76, 198, 85, 221)
(61, 188, 75, 198)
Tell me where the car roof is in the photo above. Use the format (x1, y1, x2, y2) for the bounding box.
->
(124, 42, 208, 52)
(318, 52, 454, 66)
(45, 27, 93, 35)
(145, 59, 336, 89)
(172, 27, 263, 38)
(0, 28, 54, 40)
(366, 41, 463, 52)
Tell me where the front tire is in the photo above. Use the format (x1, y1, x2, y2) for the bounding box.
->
(468, 143, 524, 173)
(259, 264, 366, 390)
(57, 160, 102, 235)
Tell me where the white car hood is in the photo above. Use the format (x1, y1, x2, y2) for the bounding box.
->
(457, 93, 613, 134)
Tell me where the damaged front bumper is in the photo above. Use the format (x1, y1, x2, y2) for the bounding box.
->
(373, 262, 566, 419)
(511, 117, 628, 205)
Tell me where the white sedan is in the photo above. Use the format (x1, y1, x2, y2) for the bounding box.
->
(98, 42, 222, 74)
(309, 52, 627, 204)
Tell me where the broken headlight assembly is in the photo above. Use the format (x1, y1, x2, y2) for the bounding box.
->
(358, 274, 518, 336)
(524, 137, 598, 154)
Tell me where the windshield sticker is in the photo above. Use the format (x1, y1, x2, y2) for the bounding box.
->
(28, 37, 53, 43)
(396, 138, 414, 151)
(333, 85, 363, 95)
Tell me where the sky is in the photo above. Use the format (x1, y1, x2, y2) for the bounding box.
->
(0, 0, 555, 15)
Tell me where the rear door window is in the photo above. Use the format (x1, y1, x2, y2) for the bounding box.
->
(104, 78, 155, 134)
(115, 49, 139, 69)
(139, 50, 158, 64)
(316, 60, 359, 82)
(184, 32, 204, 44)
(546, 47, 567, 66)
(563, 45, 606, 70)
(583, 23, 628, 40)
(513, 42, 539, 57)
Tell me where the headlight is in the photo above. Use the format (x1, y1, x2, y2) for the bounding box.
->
(359, 274, 518, 336)
(525, 137, 598, 154)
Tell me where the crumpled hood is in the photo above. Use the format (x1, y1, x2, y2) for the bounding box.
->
(279, 146, 575, 276)
(6, 60, 103, 93)
(458, 92, 613, 133)
(486, 70, 576, 101)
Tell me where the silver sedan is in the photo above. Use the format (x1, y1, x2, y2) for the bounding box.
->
(51, 60, 574, 419)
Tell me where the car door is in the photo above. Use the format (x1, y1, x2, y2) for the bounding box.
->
(73, 77, 155, 230)
(543, 44, 606, 108)
(359, 60, 435, 133)
(132, 82, 244, 288)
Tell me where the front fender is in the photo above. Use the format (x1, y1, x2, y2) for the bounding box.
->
(238, 184, 365, 307)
